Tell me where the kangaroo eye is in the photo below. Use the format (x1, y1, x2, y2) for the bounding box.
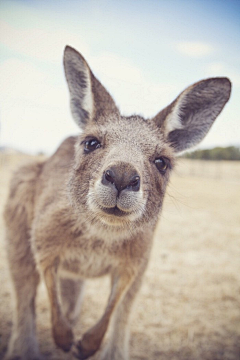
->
(154, 157, 169, 173)
(83, 138, 101, 153)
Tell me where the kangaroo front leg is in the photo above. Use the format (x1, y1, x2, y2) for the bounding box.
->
(60, 278, 85, 326)
(100, 262, 148, 360)
(74, 272, 134, 360)
(5, 238, 41, 360)
(44, 259, 74, 352)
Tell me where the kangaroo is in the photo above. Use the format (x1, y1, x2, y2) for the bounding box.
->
(4, 45, 231, 360)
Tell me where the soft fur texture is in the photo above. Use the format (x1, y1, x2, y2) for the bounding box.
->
(4, 45, 231, 360)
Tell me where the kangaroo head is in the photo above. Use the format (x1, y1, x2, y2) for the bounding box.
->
(64, 46, 231, 237)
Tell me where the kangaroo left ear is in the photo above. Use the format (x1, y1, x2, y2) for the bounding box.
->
(64, 46, 119, 129)
(152, 77, 231, 153)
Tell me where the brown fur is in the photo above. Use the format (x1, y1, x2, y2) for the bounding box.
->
(4, 46, 231, 360)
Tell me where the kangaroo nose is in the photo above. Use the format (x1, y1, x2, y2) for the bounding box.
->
(102, 166, 140, 193)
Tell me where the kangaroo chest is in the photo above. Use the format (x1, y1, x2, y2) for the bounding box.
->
(59, 238, 125, 279)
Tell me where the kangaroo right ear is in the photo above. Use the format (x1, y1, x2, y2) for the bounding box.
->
(64, 46, 119, 129)
(152, 77, 231, 153)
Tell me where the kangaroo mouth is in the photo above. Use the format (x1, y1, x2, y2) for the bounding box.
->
(101, 206, 129, 217)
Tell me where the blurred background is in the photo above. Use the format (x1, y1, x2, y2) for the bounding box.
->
(0, 1, 240, 360)
(0, 0, 240, 154)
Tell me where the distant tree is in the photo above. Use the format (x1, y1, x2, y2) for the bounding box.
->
(183, 146, 240, 161)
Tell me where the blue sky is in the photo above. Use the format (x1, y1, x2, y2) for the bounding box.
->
(0, 0, 240, 154)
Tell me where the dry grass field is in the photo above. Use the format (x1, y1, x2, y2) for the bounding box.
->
(0, 154, 239, 360)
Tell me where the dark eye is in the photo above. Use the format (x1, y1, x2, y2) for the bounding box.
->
(154, 157, 169, 173)
(83, 138, 101, 153)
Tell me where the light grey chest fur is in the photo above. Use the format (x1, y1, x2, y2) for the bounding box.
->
(59, 238, 121, 279)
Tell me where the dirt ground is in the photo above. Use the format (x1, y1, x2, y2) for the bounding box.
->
(0, 154, 239, 360)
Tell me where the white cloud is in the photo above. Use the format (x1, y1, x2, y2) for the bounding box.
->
(176, 41, 213, 58)
(0, 58, 49, 104)
(0, 58, 79, 154)
(1, 102, 79, 154)
(0, 21, 90, 63)
(91, 52, 144, 84)
(88, 53, 179, 117)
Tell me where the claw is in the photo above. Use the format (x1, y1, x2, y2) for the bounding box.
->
(53, 324, 74, 352)
(72, 339, 99, 360)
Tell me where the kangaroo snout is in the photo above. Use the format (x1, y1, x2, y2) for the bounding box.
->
(102, 164, 140, 194)
(87, 162, 144, 221)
